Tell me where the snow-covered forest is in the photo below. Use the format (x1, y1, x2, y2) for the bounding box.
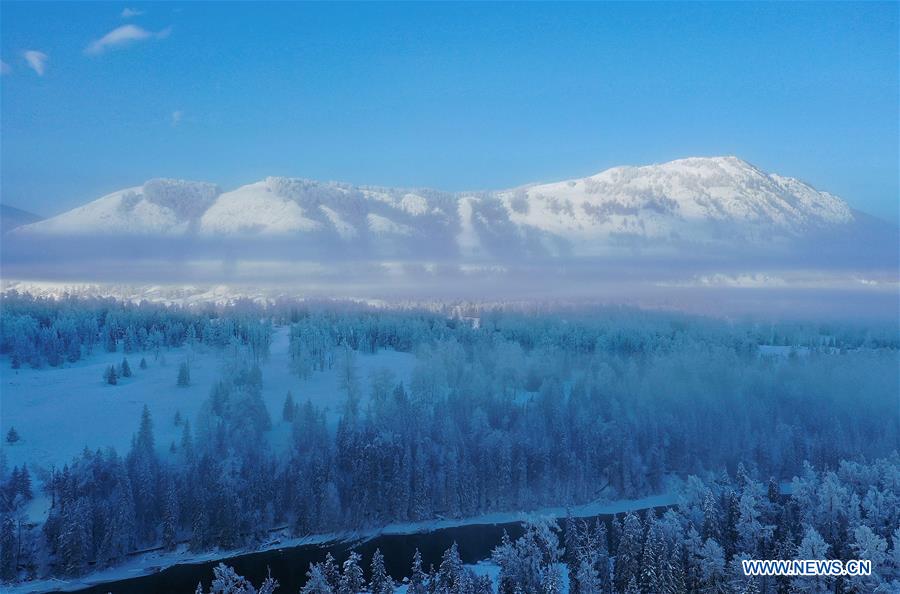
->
(164, 457, 900, 594)
(1, 293, 898, 592)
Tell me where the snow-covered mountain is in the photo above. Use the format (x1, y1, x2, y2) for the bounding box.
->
(7, 157, 872, 259)
(0, 204, 43, 234)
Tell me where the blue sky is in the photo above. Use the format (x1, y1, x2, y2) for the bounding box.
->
(1, 2, 897, 221)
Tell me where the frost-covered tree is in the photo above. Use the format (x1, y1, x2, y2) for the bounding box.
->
(435, 542, 471, 594)
(0, 514, 17, 581)
(301, 563, 334, 594)
(850, 524, 888, 591)
(369, 549, 393, 594)
(162, 481, 179, 551)
(697, 538, 727, 594)
(408, 549, 429, 594)
(615, 512, 644, 593)
(492, 530, 521, 594)
(792, 526, 831, 594)
(338, 551, 365, 594)
(202, 563, 278, 594)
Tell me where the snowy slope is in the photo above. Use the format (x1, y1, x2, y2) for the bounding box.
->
(13, 179, 221, 236)
(12, 157, 863, 257)
(499, 157, 853, 249)
(0, 204, 43, 234)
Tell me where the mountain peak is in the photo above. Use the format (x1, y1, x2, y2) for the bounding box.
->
(652, 155, 761, 174)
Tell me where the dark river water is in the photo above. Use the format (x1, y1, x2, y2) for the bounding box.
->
(70, 507, 670, 594)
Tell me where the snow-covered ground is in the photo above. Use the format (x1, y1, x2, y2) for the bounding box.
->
(1, 326, 415, 509)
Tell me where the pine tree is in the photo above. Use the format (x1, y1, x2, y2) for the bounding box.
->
(140, 357, 148, 369)
(722, 490, 740, 560)
(5, 427, 20, 444)
(177, 361, 191, 387)
(575, 557, 601, 594)
(702, 491, 721, 542)
(18, 464, 33, 500)
(121, 357, 132, 378)
(180, 420, 195, 461)
(136, 404, 155, 454)
(190, 510, 209, 552)
(615, 512, 643, 593)
(162, 482, 179, 551)
(338, 551, 365, 594)
(409, 549, 429, 594)
(369, 548, 393, 594)
(0, 514, 17, 581)
(436, 542, 467, 594)
(7, 466, 21, 500)
(492, 530, 521, 594)
(59, 497, 90, 576)
(664, 553, 687, 594)
(302, 562, 335, 594)
(641, 520, 662, 594)
(123, 326, 136, 354)
(594, 520, 611, 593)
(283, 391, 296, 422)
(104, 364, 118, 385)
(105, 329, 117, 353)
(174, 410, 183, 426)
(321, 553, 341, 592)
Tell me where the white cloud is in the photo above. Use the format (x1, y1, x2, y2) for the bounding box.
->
(121, 7, 145, 18)
(23, 50, 48, 76)
(85, 24, 171, 55)
(0, 60, 11, 75)
(171, 110, 184, 127)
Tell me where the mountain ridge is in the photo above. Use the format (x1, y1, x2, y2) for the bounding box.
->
(0, 204, 43, 235)
(9, 157, 881, 261)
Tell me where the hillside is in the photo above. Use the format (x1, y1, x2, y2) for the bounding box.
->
(0, 204, 43, 234)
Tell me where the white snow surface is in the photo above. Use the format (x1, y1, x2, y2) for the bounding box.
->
(21, 180, 222, 236)
(13, 157, 856, 254)
(1, 327, 415, 474)
(199, 180, 321, 235)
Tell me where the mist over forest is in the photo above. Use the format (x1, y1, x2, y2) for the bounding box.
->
(1, 295, 898, 592)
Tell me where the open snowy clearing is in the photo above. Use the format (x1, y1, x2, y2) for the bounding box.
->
(1, 325, 415, 487)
